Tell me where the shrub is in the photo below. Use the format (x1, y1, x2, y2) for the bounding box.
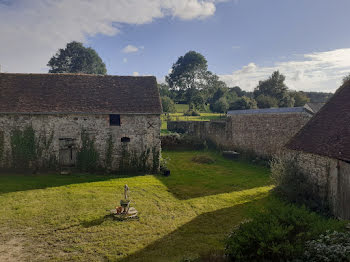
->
(77, 131, 99, 172)
(192, 155, 215, 164)
(161, 96, 176, 113)
(303, 231, 350, 262)
(225, 198, 344, 261)
(184, 110, 200, 116)
(270, 154, 330, 215)
(161, 133, 207, 150)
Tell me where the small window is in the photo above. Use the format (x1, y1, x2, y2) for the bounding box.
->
(121, 137, 130, 143)
(109, 114, 120, 126)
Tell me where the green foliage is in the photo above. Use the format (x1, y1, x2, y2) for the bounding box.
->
(161, 96, 176, 113)
(77, 131, 99, 172)
(229, 96, 257, 110)
(105, 133, 113, 170)
(152, 146, 160, 173)
(225, 198, 345, 262)
(192, 155, 215, 164)
(184, 110, 201, 116)
(303, 231, 350, 261)
(47, 41, 107, 74)
(343, 73, 350, 84)
(166, 51, 208, 91)
(253, 71, 295, 108)
(255, 94, 279, 108)
(10, 126, 36, 168)
(211, 97, 229, 113)
(270, 154, 330, 215)
(291, 91, 310, 107)
(304, 91, 332, 103)
(0, 130, 4, 162)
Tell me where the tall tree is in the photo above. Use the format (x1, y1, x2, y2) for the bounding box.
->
(166, 51, 208, 91)
(291, 91, 310, 107)
(254, 71, 294, 107)
(47, 41, 107, 74)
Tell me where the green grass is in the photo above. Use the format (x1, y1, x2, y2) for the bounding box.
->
(161, 112, 224, 133)
(0, 151, 271, 261)
(174, 103, 189, 113)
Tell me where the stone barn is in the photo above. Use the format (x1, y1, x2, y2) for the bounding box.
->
(0, 73, 162, 172)
(286, 80, 350, 219)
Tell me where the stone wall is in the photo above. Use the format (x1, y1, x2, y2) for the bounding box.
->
(286, 149, 350, 220)
(167, 112, 311, 157)
(0, 113, 161, 172)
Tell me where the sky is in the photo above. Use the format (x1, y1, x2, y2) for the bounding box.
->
(1, 0, 350, 92)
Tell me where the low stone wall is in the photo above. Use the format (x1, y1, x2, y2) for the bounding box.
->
(167, 112, 311, 157)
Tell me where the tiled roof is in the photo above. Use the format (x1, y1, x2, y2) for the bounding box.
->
(227, 107, 313, 115)
(0, 73, 162, 114)
(286, 81, 350, 162)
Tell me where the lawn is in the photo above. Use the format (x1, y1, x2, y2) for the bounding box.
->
(0, 150, 272, 261)
(161, 113, 224, 133)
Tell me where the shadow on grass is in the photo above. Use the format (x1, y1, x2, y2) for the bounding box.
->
(0, 172, 146, 195)
(157, 151, 271, 200)
(119, 198, 265, 262)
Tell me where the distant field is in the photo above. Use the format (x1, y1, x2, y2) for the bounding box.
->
(174, 103, 189, 113)
(161, 112, 224, 133)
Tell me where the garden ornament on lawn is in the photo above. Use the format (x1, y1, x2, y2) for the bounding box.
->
(110, 184, 138, 220)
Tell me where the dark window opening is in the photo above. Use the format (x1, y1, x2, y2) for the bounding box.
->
(109, 114, 121, 126)
(121, 137, 130, 143)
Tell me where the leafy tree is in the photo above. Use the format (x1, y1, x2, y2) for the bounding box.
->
(254, 71, 294, 107)
(211, 97, 229, 113)
(161, 96, 176, 113)
(158, 83, 172, 98)
(48, 41, 107, 74)
(166, 51, 212, 109)
(255, 94, 279, 108)
(229, 96, 257, 110)
(343, 73, 350, 84)
(291, 91, 310, 107)
(166, 51, 208, 91)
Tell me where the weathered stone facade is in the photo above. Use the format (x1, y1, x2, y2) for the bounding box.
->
(167, 111, 311, 157)
(0, 113, 161, 172)
(285, 149, 350, 219)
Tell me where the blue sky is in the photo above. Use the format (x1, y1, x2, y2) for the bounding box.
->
(1, 0, 350, 92)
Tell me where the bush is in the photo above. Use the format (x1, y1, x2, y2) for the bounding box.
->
(303, 231, 350, 262)
(225, 198, 344, 262)
(192, 155, 215, 164)
(161, 96, 176, 113)
(184, 110, 201, 116)
(270, 154, 330, 215)
(161, 133, 207, 150)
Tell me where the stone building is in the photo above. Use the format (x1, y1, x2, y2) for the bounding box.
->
(286, 80, 350, 219)
(0, 73, 162, 172)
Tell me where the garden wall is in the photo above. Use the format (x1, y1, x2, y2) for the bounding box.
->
(167, 112, 311, 158)
(0, 113, 161, 172)
(286, 149, 350, 220)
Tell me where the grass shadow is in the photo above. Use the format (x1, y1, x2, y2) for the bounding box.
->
(0, 172, 148, 195)
(158, 150, 272, 200)
(118, 198, 266, 262)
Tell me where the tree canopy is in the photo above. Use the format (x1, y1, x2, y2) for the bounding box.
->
(254, 71, 294, 107)
(47, 41, 107, 74)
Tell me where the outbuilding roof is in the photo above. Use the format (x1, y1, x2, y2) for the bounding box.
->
(0, 73, 162, 114)
(286, 81, 350, 162)
(227, 106, 313, 115)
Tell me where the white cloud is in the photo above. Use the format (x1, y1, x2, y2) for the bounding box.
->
(219, 48, 350, 92)
(0, 0, 220, 73)
(232, 45, 240, 49)
(123, 58, 128, 63)
(122, 45, 139, 53)
(132, 72, 140, 76)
